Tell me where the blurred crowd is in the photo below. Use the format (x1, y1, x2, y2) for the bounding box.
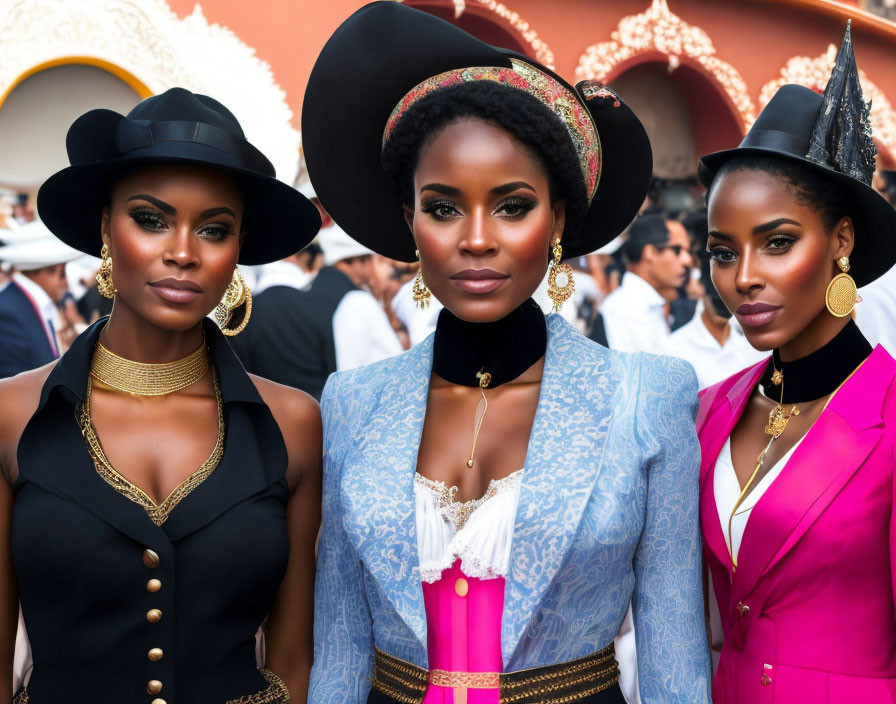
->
(3, 171, 896, 393)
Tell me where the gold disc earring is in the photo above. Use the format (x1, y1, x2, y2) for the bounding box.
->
(214, 269, 253, 336)
(825, 256, 859, 318)
(547, 241, 575, 312)
(96, 243, 116, 299)
(412, 249, 432, 309)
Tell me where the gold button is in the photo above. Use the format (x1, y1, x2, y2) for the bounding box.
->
(146, 609, 162, 623)
(454, 577, 469, 597)
(142, 549, 160, 569)
(151, 699, 167, 704)
(147, 681, 163, 695)
(148, 647, 163, 662)
(146, 579, 162, 592)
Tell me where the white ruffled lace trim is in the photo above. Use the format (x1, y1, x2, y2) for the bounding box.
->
(414, 470, 522, 584)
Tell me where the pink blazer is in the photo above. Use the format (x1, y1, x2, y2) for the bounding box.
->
(698, 345, 896, 704)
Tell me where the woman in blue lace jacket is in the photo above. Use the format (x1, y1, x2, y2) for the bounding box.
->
(301, 5, 710, 704)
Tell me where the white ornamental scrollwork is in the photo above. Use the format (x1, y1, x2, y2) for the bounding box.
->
(575, 0, 755, 130)
(0, 0, 299, 184)
(395, 0, 555, 68)
(760, 43, 896, 153)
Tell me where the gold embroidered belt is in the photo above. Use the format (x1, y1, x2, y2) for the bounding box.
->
(372, 643, 619, 704)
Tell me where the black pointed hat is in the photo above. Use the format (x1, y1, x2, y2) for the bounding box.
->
(37, 87, 321, 265)
(699, 22, 895, 287)
(302, 1, 653, 262)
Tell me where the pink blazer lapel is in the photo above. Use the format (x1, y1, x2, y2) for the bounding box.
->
(698, 359, 769, 579)
(731, 346, 893, 604)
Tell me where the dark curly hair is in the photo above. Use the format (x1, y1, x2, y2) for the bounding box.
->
(380, 81, 589, 249)
(707, 154, 854, 232)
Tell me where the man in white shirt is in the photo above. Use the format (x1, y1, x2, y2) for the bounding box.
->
(662, 256, 766, 390)
(233, 221, 402, 398)
(0, 220, 82, 377)
(600, 212, 693, 353)
(253, 243, 323, 295)
(858, 262, 896, 355)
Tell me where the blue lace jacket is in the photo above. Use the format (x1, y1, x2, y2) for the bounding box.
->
(310, 315, 710, 703)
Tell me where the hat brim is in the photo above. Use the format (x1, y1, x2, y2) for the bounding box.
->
(37, 111, 320, 266)
(302, 2, 651, 262)
(699, 146, 896, 287)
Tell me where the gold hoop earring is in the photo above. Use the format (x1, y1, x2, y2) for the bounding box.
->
(412, 249, 432, 310)
(214, 269, 252, 336)
(547, 240, 575, 313)
(825, 256, 860, 318)
(96, 243, 116, 299)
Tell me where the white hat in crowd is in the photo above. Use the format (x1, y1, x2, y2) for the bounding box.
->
(0, 219, 82, 271)
(317, 222, 375, 266)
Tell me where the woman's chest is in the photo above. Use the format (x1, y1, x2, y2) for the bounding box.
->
(415, 383, 540, 501)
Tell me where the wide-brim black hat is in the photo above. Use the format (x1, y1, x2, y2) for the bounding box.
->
(37, 87, 321, 265)
(302, 1, 652, 262)
(699, 86, 896, 288)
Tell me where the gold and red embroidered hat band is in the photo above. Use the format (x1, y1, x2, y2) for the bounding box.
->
(303, 2, 653, 262)
(382, 59, 601, 204)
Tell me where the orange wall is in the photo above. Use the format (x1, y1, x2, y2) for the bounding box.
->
(168, 0, 896, 136)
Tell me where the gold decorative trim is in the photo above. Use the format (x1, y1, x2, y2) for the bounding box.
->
(225, 669, 290, 704)
(430, 669, 500, 688)
(12, 688, 28, 704)
(79, 368, 225, 526)
(371, 644, 619, 704)
(574, 0, 756, 130)
(415, 469, 522, 531)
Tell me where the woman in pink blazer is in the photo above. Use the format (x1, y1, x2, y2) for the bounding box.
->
(696, 26, 896, 703)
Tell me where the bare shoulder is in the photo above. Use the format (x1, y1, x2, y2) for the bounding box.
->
(249, 374, 321, 431)
(248, 375, 322, 491)
(0, 362, 57, 482)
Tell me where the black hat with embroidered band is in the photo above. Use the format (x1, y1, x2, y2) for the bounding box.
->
(301, 1, 653, 262)
(37, 87, 321, 265)
(699, 21, 896, 287)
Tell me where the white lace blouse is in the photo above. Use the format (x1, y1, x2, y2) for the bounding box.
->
(414, 470, 523, 584)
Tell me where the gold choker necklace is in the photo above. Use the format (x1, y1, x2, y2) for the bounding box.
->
(91, 340, 210, 396)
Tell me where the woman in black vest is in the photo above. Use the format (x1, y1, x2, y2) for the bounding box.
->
(0, 88, 321, 703)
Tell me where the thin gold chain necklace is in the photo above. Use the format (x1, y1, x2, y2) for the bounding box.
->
(726, 355, 869, 570)
(465, 369, 492, 469)
(91, 339, 209, 396)
(728, 363, 799, 570)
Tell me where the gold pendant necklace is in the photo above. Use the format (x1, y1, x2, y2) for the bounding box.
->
(466, 369, 492, 469)
(91, 339, 210, 396)
(728, 362, 799, 570)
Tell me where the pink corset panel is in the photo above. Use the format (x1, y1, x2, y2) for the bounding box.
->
(422, 559, 505, 704)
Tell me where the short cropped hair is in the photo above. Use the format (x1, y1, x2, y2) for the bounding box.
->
(623, 212, 671, 264)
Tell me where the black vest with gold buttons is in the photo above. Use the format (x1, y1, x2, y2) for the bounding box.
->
(13, 319, 290, 704)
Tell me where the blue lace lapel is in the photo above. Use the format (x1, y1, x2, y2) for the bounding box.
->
(340, 338, 433, 649)
(502, 316, 618, 664)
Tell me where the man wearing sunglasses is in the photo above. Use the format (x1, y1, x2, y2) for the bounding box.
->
(600, 211, 693, 353)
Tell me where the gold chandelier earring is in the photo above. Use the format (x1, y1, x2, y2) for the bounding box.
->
(96, 243, 116, 299)
(214, 268, 252, 336)
(547, 240, 575, 312)
(825, 256, 860, 318)
(412, 249, 432, 310)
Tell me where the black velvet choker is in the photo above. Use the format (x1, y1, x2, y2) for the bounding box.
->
(759, 319, 872, 403)
(432, 299, 547, 388)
